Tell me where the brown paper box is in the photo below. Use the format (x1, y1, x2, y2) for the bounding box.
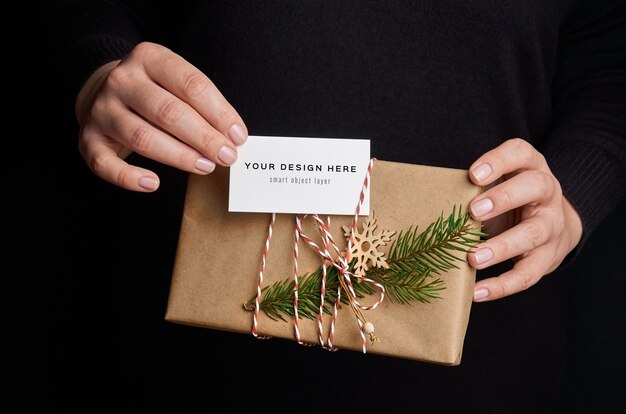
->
(166, 160, 482, 365)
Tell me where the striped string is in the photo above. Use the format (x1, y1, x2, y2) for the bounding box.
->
(251, 212, 276, 339)
(347, 158, 375, 261)
(317, 217, 334, 350)
(292, 217, 313, 346)
(252, 158, 383, 353)
(295, 210, 385, 352)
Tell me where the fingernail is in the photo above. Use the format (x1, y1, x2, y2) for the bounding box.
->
(195, 157, 216, 173)
(228, 124, 247, 146)
(474, 288, 490, 301)
(474, 248, 493, 265)
(471, 198, 493, 218)
(218, 146, 237, 165)
(138, 176, 159, 191)
(472, 163, 493, 181)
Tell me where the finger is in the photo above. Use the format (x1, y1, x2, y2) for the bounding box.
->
(79, 129, 160, 192)
(114, 74, 237, 166)
(128, 43, 248, 147)
(94, 99, 217, 174)
(468, 169, 557, 221)
(472, 247, 553, 302)
(468, 138, 548, 186)
(468, 216, 550, 269)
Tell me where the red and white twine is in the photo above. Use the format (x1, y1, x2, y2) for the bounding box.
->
(251, 158, 384, 353)
(251, 212, 276, 339)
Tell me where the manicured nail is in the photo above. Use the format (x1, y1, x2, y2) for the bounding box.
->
(218, 146, 237, 165)
(472, 163, 492, 182)
(473, 248, 493, 265)
(228, 124, 247, 146)
(138, 176, 159, 191)
(195, 157, 216, 173)
(471, 198, 493, 218)
(474, 288, 489, 301)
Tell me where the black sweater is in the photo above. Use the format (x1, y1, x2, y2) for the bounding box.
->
(49, 0, 626, 241)
(43, 2, 626, 411)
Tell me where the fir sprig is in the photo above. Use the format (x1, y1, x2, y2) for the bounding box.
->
(255, 264, 374, 321)
(244, 207, 485, 320)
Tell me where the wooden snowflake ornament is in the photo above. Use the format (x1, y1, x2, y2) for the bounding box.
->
(342, 217, 396, 278)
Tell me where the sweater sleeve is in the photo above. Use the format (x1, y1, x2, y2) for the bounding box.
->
(46, 0, 158, 102)
(542, 0, 626, 244)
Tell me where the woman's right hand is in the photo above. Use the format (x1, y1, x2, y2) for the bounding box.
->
(75, 42, 248, 191)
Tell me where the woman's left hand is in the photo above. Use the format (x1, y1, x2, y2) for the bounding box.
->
(467, 138, 583, 302)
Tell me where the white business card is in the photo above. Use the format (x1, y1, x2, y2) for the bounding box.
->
(229, 136, 371, 215)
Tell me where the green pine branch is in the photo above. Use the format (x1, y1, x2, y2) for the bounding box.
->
(254, 264, 373, 321)
(374, 206, 484, 277)
(244, 207, 485, 320)
(373, 268, 445, 305)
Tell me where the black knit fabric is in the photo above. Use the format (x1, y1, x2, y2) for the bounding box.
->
(42, 1, 626, 412)
(47, 0, 626, 241)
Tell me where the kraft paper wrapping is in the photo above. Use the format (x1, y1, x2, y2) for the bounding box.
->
(165, 160, 482, 365)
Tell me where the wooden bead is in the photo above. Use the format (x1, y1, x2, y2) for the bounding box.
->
(363, 322, 375, 334)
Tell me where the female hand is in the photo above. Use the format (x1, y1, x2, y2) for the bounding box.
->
(75, 42, 248, 192)
(467, 138, 583, 302)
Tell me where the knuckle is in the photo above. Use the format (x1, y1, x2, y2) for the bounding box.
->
(105, 66, 130, 90)
(178, 150, 197, 170)
(495, 185, 514, 209)
(115, 166, 132, 187)
(215, 106, 233, 126)
(540, 171, 556, 196)
(88, 153, 111, 177)
(526, 169, 543, 186)
(129, 126, 154, 153)
(78, 135, 94, 161)
(199, 130, 219, 152)
(496, 238, 511, 260)
(536, 151, 547, 166)
(90, 97, 110, 121)
(182, 72, 209, 98)
(157, 99, 185, 125)
(78, 127, 96, 152)
(490, 280, 507, 300)
(525, 221, 546, 248)
(526, 170, 543, 192)
(508, 138, 536, 163)
(531, 170, 555, 199)
(131, 41, 157, 59)
(509, 137, 530, 152)
(516, 270, 536, 292)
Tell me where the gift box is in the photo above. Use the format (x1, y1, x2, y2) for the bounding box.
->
(165, 160, 482, 365)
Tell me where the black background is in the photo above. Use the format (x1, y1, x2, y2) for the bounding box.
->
(14, 7, 625, 412)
